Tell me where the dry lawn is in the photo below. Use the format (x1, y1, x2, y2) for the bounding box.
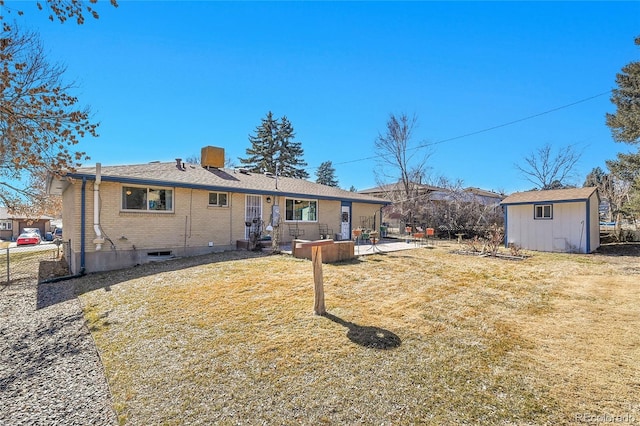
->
(74, 244, 640, 425)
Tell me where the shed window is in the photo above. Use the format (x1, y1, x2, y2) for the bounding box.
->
(534, 204, 552, 219)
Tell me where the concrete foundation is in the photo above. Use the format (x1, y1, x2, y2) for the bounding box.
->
(69, 243, 236, 274)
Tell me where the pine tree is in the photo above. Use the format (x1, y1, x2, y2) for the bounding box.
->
(315, 161, 339, 187)
(239, 111, 279, 173)
(277, 116, 309, 179)
(605, 36, 640, 224)
(239, 113, 309, 178)
(606, 36, 640, 145)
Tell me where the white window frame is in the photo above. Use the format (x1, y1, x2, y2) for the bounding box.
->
(121, 185, 174, 212)
(0, 221, 12, 230)
(534, 204, 553, 220)
(208, 192, 229, 207)
(285, 198, 318, 222)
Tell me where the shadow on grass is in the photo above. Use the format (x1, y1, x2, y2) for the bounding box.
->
(594, 242, 640, 257)
(322, 312, 401, 350)
(36, 250, 268, 310)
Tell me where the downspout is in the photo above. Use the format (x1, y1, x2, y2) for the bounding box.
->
(80, 177, 86, 273)
(40, 180, 88, 283)
(229, 192, 233, 245)
(585, 196, 591, 253)
(93, 163, 105, 250)
(503, 205, 508, 248)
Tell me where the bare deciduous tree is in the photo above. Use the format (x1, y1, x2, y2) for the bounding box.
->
(0, 0, 118, 27)
(0, 26, 97, 214)
(515, 143, 582, 190)
(426, 177, 504, 238)
(374, 113, 431, 227)
(0, 0, 117, 217)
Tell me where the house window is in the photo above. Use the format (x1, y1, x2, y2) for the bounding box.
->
(285, 198, 317, 222)
(534, 204, 552, 219)
(122, 186, 173, 212)
(0, 221, 12, 230)
(208, 192, 228, 207)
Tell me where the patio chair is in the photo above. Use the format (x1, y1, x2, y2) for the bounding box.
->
(318, 224, 333, 239)
(288, 223, 305, 239)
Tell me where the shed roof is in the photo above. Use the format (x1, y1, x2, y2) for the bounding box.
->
(500, 187, 598, 205)
(48, 161, 388, 205)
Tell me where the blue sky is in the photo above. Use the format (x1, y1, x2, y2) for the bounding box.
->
(8, 1, 640, 194)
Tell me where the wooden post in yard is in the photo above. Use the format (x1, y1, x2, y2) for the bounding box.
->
(311, 246, 325, 315)
(296, 239, 334, 315)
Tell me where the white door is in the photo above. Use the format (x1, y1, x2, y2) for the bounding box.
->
(340, 205, 350, 240)
(245, 195, 262, 239)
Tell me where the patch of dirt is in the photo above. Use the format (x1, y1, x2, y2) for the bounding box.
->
(452, 250, 528, 261)
(38, 258, 70, 281)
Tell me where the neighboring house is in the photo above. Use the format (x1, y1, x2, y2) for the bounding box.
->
(358, 181, 441, 200)
(500, 187, 600, 254)
(46, 146, 388, 274)
(359, 181, 504, 231)
(0, 207, 52, 241)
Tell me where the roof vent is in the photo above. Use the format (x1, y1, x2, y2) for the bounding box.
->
(175, 158, 186, 171)
(238, 168, 250, 175)
(264, 171, 274, 177)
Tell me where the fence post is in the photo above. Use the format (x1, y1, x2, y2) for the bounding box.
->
(5, 247, 9, 285)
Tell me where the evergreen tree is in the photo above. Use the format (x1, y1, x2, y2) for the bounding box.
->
(239, 112, 309, 178)
(315, 161, 339, 187)
(583, 166, 607, 188)
(605, 36, 640, 223)
(277, 116, 308, 179)
(239, 111, 279, 173)
(606, 36, 640, 145)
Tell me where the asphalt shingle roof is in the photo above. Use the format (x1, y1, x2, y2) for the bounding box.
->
(500, 187, 598, 205)
(69, 162, 387, 204)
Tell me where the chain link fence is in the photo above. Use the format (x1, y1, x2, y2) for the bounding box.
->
(0, 240, 70, 286)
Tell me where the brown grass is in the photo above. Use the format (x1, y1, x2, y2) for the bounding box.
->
(76, 245, 640, 425)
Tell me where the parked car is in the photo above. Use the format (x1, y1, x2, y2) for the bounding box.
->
(16, 232, 41, 246)
(44, 232, 54, 241)
(22, 227, 42, 239)
(53, 228, 62, 239)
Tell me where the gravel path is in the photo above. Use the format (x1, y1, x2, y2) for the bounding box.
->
(0, 277, 117, 425)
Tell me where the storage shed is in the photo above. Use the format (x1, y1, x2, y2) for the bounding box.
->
(501, 187, 600, 254)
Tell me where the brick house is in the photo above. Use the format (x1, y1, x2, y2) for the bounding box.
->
(46, 147, 388, 273)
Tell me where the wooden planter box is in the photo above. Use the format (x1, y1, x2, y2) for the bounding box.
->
(292, 240, 355, 263)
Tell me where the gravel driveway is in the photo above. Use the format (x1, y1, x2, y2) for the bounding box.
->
(0, 277, 117, 425)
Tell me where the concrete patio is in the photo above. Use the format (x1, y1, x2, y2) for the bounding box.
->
(280, 237, 451, 256)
